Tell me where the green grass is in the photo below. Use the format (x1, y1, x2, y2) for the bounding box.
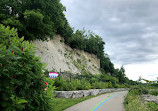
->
(124, 93, 149, 111)
(50, 95, 97, 111)
(146, 102, 158, 111)
(124, 87, 158, 111)
(50, 91, 122, 111)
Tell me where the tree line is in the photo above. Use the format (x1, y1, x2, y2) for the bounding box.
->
(0, 0, 134, 84)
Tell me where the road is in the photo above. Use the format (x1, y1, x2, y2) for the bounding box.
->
(64, 91, 128, 111)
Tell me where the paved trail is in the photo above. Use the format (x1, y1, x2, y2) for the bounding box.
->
(64, 91, 128, 111)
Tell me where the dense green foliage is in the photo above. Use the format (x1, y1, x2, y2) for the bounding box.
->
(0, 1, 157, 111)
(128, 86, 149, 95)
(146, 102, 158, 111)
(0, 0, 132, 85)
(69, 29, 114, 73)
(124, 87, 158, 111)
(0, 0, 73, 40)
(69, 30, 105, 57)
(150, 90, 158, 96)
(124, 92, 149, 111)
(68, 29, 130, 84)
(0, 24, 53, 110)
(53, 74, 128, 91)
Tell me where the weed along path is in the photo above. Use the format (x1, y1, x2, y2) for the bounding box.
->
(64, 91, 128, 111)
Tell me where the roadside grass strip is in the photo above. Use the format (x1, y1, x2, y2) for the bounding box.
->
(91, 93, 120, 111)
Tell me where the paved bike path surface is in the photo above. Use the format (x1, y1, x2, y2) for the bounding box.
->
(64, 91, 128, 111)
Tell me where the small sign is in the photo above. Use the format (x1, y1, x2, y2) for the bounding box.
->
(49, 72, 58, 79)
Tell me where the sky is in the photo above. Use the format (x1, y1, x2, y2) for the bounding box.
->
(61, 0, 158, 81)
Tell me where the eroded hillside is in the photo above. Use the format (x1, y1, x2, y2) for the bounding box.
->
(33, 35, 101, 74)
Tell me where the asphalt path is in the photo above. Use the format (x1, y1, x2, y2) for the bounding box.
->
(64, 91, 128, 111)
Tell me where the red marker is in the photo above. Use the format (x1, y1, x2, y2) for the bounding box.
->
(44, 82, 48, 90)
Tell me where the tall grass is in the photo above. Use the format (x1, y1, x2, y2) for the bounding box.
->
(124, 86, 158, 111)
(150, 90, 158, 96)
(124, 93, 149, 111)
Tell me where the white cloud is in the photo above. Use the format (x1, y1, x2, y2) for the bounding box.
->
(124, 64, 158, 81)
(109, 17, 120, 22)
(61, 0, 158, 81)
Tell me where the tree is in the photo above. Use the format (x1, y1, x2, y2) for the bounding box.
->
(115, 66, 127, 83)
(0, 0, 73, 40)
(85, 31, 105, 57)
(69, 29, 86, 50)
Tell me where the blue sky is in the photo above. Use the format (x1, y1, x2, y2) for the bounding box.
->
(61, 0, 158, 81)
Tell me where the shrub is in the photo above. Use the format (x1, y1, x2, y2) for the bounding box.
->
(141, 88, 149, 94)
(114, 84, 119, 88)
(91, 82, 101, 89)
(91, 82, 108, 89)
(124, 89, 150, 111)
(124, 93, 149, 111)
(55, 78, 91, 91)
(129, 86, 149, 95)
(0, 25, 51, 110)
(54, 77, 65, 90)
(124, 83, 130, 88)
(44, 77, 56, 97)
(77, 79, 91, 90)
(61, 81, 76, 91)
(147, 102, 158, 111)
(150, 90, 158, 96)
(89, 77, 98, 84)
(108, 82, 113, 88)
(124, 86, 158, 111)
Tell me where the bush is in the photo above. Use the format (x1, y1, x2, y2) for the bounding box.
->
(89, 77, 98, 84)
(147, 102, 158, 111)
(108, 82, 113, 88)
(124, 86, 158, 111)
(77, 79, 91, 90)
(0, 25, 51, 110)
(91, 82, 108, 89)
(124, 93, 149, 111)
(114, 83, 127, 88)
(129, 86, 149, 95)
(150, 90, 158, 96)
(55, 78, 91, 91)
(124, 88, 150, 111)
(114, 84, 120, 88)
(142, 88, 149, 94)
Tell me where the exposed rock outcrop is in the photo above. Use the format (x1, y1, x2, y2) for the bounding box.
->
(33, 35, 100, 74)
(142, 94, 158, 104)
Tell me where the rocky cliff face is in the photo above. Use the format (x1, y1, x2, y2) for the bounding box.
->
(33, 35, 101, 74)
